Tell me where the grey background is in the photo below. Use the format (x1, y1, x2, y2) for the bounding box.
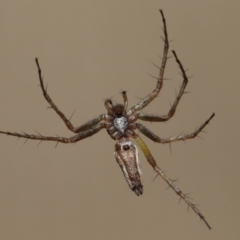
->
(0, 1, 239, 239)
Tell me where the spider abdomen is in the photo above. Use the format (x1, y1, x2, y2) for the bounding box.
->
(114, 138, 143, 196)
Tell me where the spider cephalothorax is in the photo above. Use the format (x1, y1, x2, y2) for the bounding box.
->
(0, 10, 214, 229)
(104, 94, 138, 140)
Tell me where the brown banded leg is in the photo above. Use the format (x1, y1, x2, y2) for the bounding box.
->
(136, 113, 215, 143)
(35, 58, 104, 133)
(132, 133, 211, 229)
(127, 10, 169, 115)
(138, 50, 189, 122)
(73, 115, 105, 132)
(0, 123, 104, 144)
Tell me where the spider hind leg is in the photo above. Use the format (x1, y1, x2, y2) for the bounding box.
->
(133, 133, 212, 229)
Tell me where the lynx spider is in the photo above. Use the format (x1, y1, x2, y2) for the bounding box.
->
(0, 10, 214, 229)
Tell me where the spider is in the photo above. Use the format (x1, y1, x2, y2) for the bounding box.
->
(0, 10, 214, 229)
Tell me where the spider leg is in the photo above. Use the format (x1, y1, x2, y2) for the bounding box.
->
(132, 133, 211, 229)
(35, 58, 104, 133)
(73, 115, 104, 132)
(0, 123, 104, 144)
(127, 10, 169, 115)
(136, 113, 215, 144)
(138, 50, 189, 122)
(104, 99, 113, 114)
(121, 91, 128, 113)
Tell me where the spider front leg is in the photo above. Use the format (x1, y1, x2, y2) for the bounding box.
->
(132, 133, 211, 229)
(136, 113, 215, 144)
(0, 123, 104, 144)
(35, 58, 104, 133)
(138, 51, 189, 122)
(127, 10, 169, 115)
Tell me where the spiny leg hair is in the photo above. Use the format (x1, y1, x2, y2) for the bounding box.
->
(127, 10, 169, 114)
(35, 58, 104, 133)
(0, 59, 105, 143)
(138, 51, 189, 122)
(133, 133, 212, 229)
(0, 123, 104, 144)
(136, 113, 215, 144)
(131, 10, 214, 229)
